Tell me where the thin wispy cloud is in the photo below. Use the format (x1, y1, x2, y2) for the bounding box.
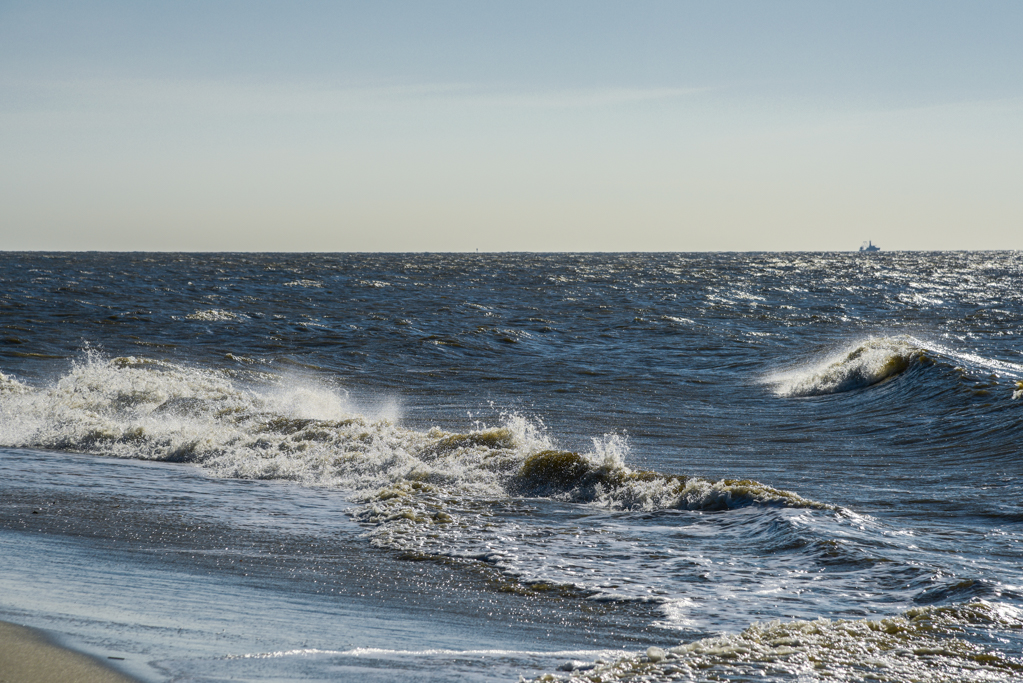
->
(0, 76, 711, 120)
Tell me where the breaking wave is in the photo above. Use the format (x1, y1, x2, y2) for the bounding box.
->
(764, 336, 925, 398)
(534, 599, 1023, 683)
(764, 334, 1023, 400)
(0, 352, 826, 514)
(0, 352, 841, 604)
(0, 371, 30, 395)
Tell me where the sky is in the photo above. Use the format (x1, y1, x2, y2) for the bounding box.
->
(1, 1, 1021, 252)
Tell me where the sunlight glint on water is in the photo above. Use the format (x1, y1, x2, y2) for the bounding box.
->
(1, 251, 1021, 682)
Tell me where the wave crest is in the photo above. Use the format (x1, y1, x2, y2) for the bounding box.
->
(0, 371, 29, 395)
(0, 351, 835, 598)
(512, 446, 828, 511)
(765, 336, 925, 398)
(0, 353, 827, 514)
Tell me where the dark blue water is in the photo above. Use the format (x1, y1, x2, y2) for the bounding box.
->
(1, 252, 1021, 681)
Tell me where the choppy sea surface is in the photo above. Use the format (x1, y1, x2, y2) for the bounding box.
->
(1, 251, 1021, 682)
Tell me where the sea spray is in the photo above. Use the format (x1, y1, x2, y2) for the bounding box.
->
(0, 352, 827, 513)
(0, 351, 837, 608)
(763, 336, 925, 397)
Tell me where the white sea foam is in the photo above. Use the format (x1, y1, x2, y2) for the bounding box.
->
(764, 335, 923, 397)
(0, 353, 543, 500)
(927, 341, 1023, 379)
(765, 334, 1023, 399)
(0, 352, 823, 513)
(532, 600, 1023, 683)
(0, 371, 29, 394)
(0, 352, 836, 610)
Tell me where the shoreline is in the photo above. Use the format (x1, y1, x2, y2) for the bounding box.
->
(0, 620, 137, 683)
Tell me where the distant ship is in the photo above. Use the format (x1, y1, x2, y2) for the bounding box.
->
(859, 241, 880, 252)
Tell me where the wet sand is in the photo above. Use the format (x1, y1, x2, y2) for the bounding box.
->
(0, 621, 135, 683)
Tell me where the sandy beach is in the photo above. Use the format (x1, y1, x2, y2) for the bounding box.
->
(0, 621, 135, 683)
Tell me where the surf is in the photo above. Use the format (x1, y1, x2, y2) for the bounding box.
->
(763, 334, 1023, 400)
(0, 351, 830, 515)
(530, 599, 1023, 682)
(763, 336, 925, 397)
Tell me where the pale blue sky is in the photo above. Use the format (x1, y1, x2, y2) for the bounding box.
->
(2, 1, 1021, 251)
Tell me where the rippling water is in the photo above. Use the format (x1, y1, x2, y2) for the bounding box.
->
(1, 252, 1021, 681)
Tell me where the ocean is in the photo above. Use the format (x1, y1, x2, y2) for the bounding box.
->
(1, 251, 1021, 682)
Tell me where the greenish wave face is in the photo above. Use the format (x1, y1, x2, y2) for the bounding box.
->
(763, 336, 924, 397)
